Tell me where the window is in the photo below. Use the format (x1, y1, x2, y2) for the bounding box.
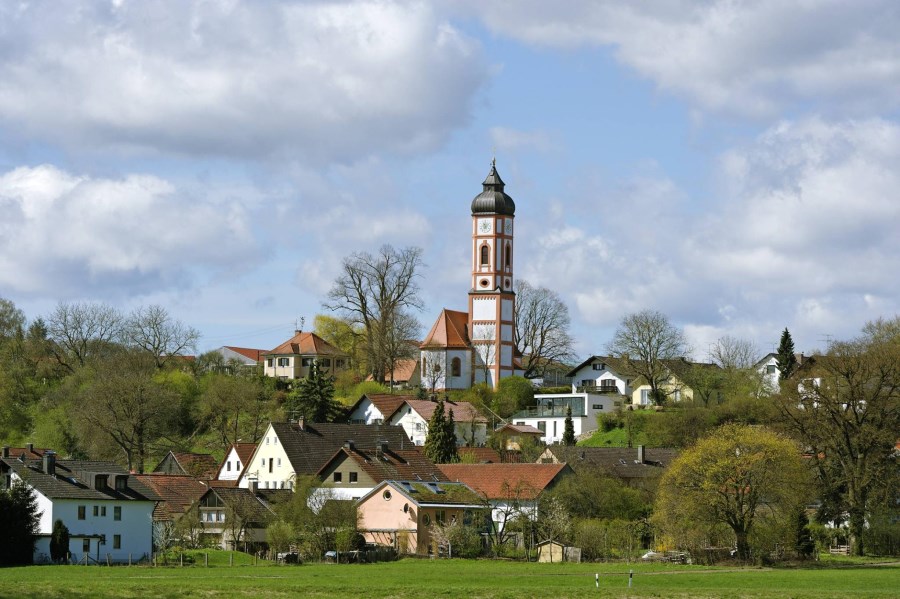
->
(226, 461, 231, 472)
(593, 404, 602, 410)
(415, 422, 425, 432)
(592, 363, 603, 371)
(333, 472, 343, 483)
(78, 505, 86, 520)
(537, 421, 546, 433)
(320, 358, 331, 367)
(277, 357, 290, 367)
(435, 510, 446, 525)
(266, 437, 270, 445)
(480, 244, 489, 266)
(115, 476, 127, 492)
(113, 535, 121, 550)
(114, 506, 121, 521)
(505, 243, 511, 268)
(101, 506, 107, 517)
(261, 458, 266, 466)
(382, 489, 392, 501)
(422, 513, 430, 525)
(767, 365, 777, 374)
(267, 358, 273, 367)
(269, 459, 273, 473)
(236, 461, 241, 470)
(93, 506, 99, 517)
(302, 357, 313, 367)
(83, 539, 90, 553)
(217, 511, 224, 522)
(640, 389, 651, 405)
(277, 458, 281, 466)
(94, 475, 107, 490)
(552, 421, 557, 437)
(451, 357, 461, 377)
(349, 472, 358, 483)
(274, 437, 278, 445)
(336, 359, 345, 368)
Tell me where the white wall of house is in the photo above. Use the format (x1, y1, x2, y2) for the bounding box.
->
(514, 393, 620, 444)
(348, 399, 389, 425)
(218, 446, 245, 482)
(421, 349, 471, 392)
(569, 363, 632, 395)
(389, 406, 486, 447)
(26, 485, 153, 563)
(238, 425, 294, 490)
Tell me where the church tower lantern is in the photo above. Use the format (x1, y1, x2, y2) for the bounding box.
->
(468, 159, 516, 388)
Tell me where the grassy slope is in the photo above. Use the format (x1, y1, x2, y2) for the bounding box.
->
(0, 558, 897, 599)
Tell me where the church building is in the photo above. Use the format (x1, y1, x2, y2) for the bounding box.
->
(420, 161, 522, 391)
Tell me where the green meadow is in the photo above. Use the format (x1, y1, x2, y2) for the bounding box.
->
(0, 556, 897, 599)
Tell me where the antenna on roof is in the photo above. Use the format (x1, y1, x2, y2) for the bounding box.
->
(295, 316, 305, 334)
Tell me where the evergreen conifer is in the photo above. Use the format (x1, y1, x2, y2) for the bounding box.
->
(562, 405, 576, 446)
(776, 328, 798, 381)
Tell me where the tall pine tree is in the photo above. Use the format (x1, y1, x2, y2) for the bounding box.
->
(562, 405, 576, 446)
(424, 397, 458, 463)
(776, 328, 798, 381)
(0, 481, 40, 565)
(287, 361, 339, 423)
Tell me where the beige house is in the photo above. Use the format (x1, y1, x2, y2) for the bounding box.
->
(262, 330, 349, 381)
(357, 480, 486, 555)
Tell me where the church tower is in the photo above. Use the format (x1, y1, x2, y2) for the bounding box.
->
(468, 159, 516, 388)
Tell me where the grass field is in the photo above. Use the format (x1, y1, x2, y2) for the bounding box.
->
(0, 556, 897, 599)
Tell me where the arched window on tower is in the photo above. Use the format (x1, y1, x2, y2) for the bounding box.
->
(451, 357, 461, 377)
(480, 244, 489, 267)
(505, 242, 511, 269)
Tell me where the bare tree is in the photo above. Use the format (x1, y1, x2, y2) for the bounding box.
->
(514, 281, 575, 378)
(710, 335, 760, 370)
(471, 324, 496, 387)
(376, 308, 421, 391)
(74, 351, 176, 473)
(324, 245, 424, 383)
(421, 350, 446, 394)
(46, 302, 124, 371)
(122, 305, 200, 369)
(606, 310, 688, 406)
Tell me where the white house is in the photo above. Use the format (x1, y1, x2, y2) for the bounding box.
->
(509, 392, 622, 444)
(0, 450, 157, 564)
(347, 394, 411, 425)
(214, 443, 257, 485)
(237, 421, 414, 491)
(386, 399, 488, 447)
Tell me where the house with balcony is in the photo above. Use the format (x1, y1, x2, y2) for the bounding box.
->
(262, 330, 349, 382)
(509, 391, 622, 444)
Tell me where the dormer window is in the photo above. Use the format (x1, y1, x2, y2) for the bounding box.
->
(115, 476, 127, 492)
(94, 475, 108, 491)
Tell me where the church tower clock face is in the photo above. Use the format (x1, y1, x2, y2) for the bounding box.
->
(477, 218, 493, 234)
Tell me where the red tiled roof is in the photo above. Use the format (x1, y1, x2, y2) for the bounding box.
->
(125, 474, 208, 521)
(379, 358, 419, 383)
(224, 346, 266, 361)
(266, 331, 344, 357)
(437, 463, 571, 500)
(420, 309, 470, 349)
(2, 446, 49, 460)
(171, 452, 219, 479)
(458, 447, 502, 463)
(354, 394, 415, 420)
(389, 399, 487, 424)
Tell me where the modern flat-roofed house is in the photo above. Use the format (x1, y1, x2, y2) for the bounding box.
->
(262, 330, 349, 382)
(357, 480, 486, 555)
(1, 450, 158, 564)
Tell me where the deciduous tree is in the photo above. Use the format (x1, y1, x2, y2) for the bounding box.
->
(607, 310, 687, 405)
(777, 318, 900, 556)
(324, 245, 424, 384)
(653, 424, 808, 561)
(46, 301, 124, 372)
(122, 305, 200, 369)
(514, 280, 575, 378)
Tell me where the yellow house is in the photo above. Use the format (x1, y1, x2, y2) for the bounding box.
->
(262, 330, 349, 381)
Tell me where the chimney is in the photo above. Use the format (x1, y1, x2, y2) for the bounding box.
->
(295, 417, 304, 430)
(27, 443, 34, 454)
(2, 446, 8, 459)
(637, 445, 645, 464)
(43, 451, 56, 475)
(376, 441, 388, 459)
(344, 440, 355, 451)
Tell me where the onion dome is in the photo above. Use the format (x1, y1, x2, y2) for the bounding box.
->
(471, 159, 516, 216)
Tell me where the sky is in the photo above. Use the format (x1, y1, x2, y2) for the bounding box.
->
(1, 0, 899, 361)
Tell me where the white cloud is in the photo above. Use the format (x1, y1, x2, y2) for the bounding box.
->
(0, 165, 261, 296)
(464, 1, 900, 117)
(0, 1, 487, 161)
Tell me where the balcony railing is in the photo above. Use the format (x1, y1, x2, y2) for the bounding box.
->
(512, 406, 586, 419)
(576, 385, 622, 394)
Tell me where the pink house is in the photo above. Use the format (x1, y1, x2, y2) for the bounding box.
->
(356, 480, 486, 555)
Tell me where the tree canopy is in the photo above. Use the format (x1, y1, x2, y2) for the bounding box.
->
(514, 280, 575, 378)
(653, 424, 808, 561)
